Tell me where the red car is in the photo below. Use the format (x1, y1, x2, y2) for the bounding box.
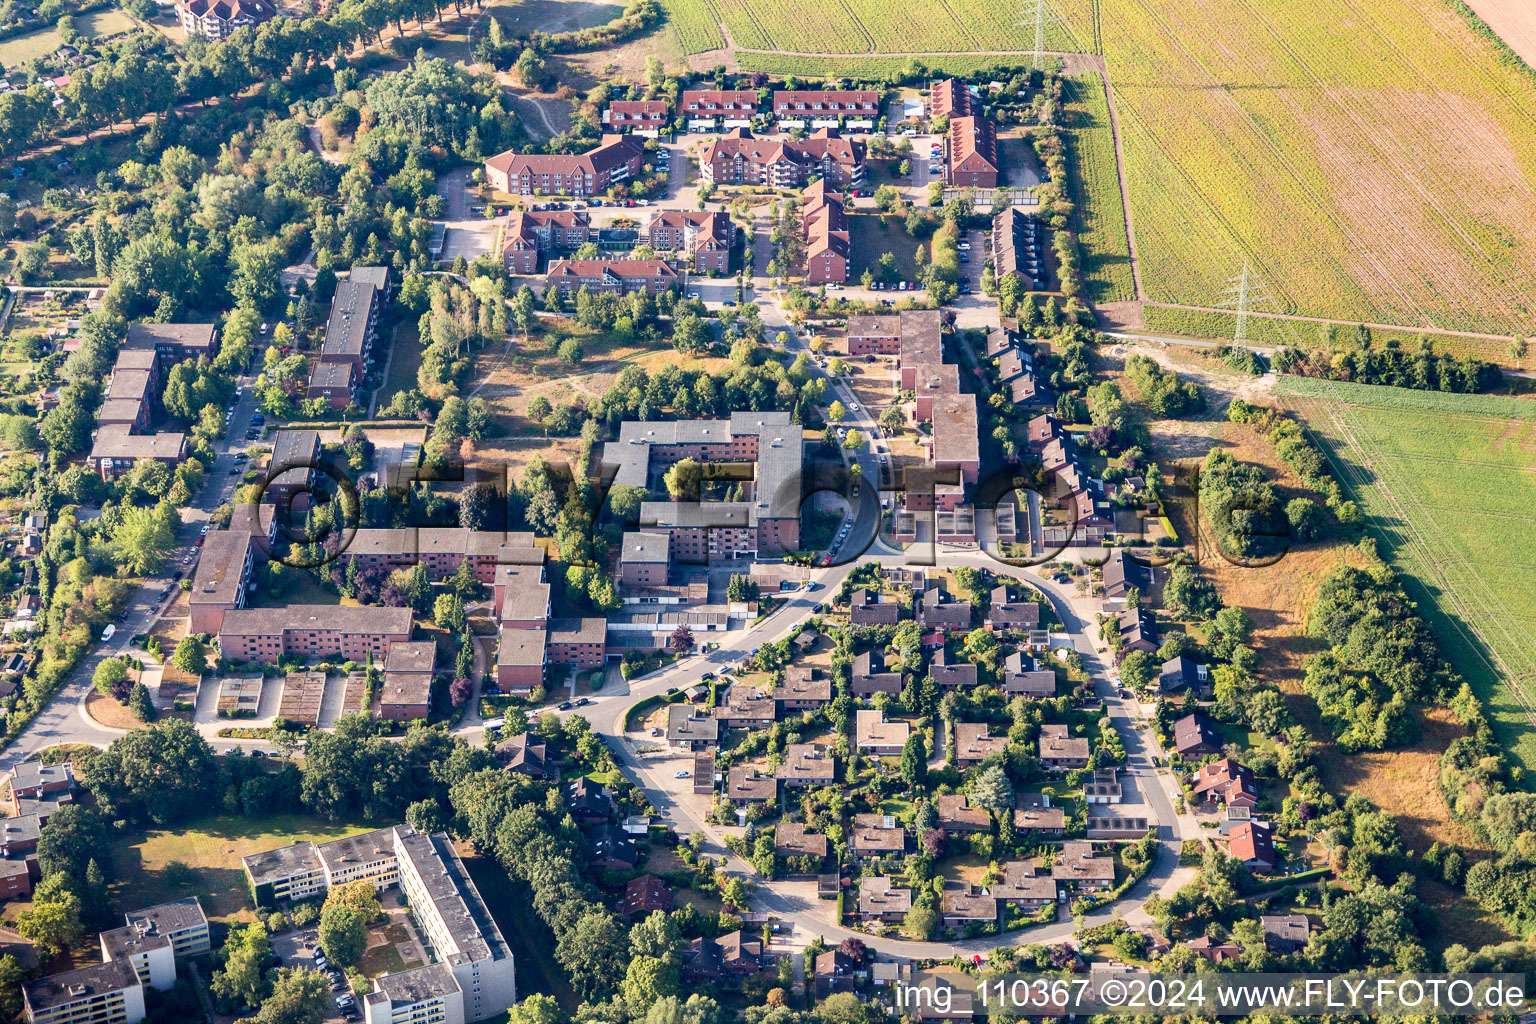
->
(821, 557, 832, 566)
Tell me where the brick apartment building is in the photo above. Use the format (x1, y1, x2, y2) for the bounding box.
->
(218, 606, 413, 664)
(546, 618, 607, 670)
(946, 116, 999, 188)
(845, 315, 900, 356)
(545, 259, 680, 296)
(306, 266, 386, 409)
(698, 128, 865, 188)
(646, 210, 734, 274)
(800, 179, 848, 285)
(340, 528, 543, 585)
(500, 210, 591, 274)
(929, 78, 974, 119)
(483, 135, 644, 196)
(377, 641, 437, 721)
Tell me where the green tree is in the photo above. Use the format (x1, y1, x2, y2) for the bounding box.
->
(173, 634, 209, 675)
(17, 874, 83, 958)
(92, 657, 128, 696)
(623, 955, 680, 1016)
(663, 458, 702, 500)
(256, 967, 332, 1024)
(109, 501, 179, 575)
(900, 731, 928, 790)
(434, 592, 467, 633)
(318, 902, 367, 968)
(1119, 650, 1156, 691)
(971, 764, 1014, 814)
(127, 681, 156, 722)
(902, 905, 936, 940)
(211, 921, 271, 1008)
(827, 400, 847, 422)
(841, 429, 866, 452)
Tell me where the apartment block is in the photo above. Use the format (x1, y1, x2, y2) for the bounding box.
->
(698, 128, 865, 188)
(484, 135, 643, 196)
(24, 958, 145, 1024)
(217, 605, 412, 664)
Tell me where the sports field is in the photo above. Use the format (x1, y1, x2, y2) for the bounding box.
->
(1055, 0, 1536, 336)
(1277, 377, 1536, 770)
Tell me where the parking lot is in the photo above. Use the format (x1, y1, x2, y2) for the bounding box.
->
(272, 926, 359, 1021)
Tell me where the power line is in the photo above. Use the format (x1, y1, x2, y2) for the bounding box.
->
(1218, 257, 1275, 345)
(1017, 0, 1064, 70)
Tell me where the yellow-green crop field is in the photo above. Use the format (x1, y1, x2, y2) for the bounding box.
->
(660, 0, 1080, 54)
(1056, 0, 1536, 336)
(1278, 377, 1536, 770)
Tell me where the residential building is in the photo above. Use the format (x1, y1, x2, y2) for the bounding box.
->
(218, 605, 412, 664)
(121, 899, 210, 960)
(1190, 757, 1259, 809)
(175, 0, 274, 38)
(929, 79, 973, 119)
(845, 315, 900, 356)
(484, 135, 644, 196)
(619, 875, 674, 919)
(774, 822, 828, 865)
(501, 209, 591, 273)
(714, 689, 775, 730)
(850, 650, 901, 697)
(1083, 768, 1122, 804)
(8, 761, 74, 816)
(772, 90, 879, 117)
(934, 794, 990, 833)
(986, 585, 1041, 630)
(1003, 652, 1057, 698)
(545, 258, 679, 296)
(680, 89, 759, 119)
(1187, 936, 1243, 963)
(1227, 821, 1276, 872)
(341, 529, 542, 587)
(565, 778, 614, 824)
(945, 116, 998, 188)
(305, 360, 356, 410)
(1051, 841, 1114, 891)
(585, 823, 637, 870)
(772, 668, 831, 712)
(775, 743, 835, 787)
(319, 274, 383, 371)
(857, 875, 911, 921)
(494, 733, 553, 780)
(1260, 914, 1310, 954)
(495, 628, 547, 693)
(267, 429, 321, 506)
(942, 886, 998, 927)
(724, 766, 776, 805)
(604, 412, 803, 555)
(698, 128, 866, 188)
(362, 963, 463, 1024)
(647, 210, 733, 273)
(1172, 712, 1221, 757)
(1160, 655, 1210, 695)
(1102, 549, 1146, 600)
(848, 587, 900, 625)
(800, 179, 849, 285)
(919, 586, 972, 631)
(953, 723, 1008, 768)
(99, 924, 175, 992)
(89, 425, 188, 481)
(378, 641, 437, 721)
(813, 950, 857, 1000)
(24, 959, 145, 1024)
(992, 207, 1041, 286)
(993, 861, 1056, 909)
(1039, 723, 1090, 769)
(603, 99, 669, 131)
(666, 705, 720, 750)
(546, 617, 606, 669)
(855, 710, 908, 755)
(930, 393, 980, 485)
(927, 647, 977, 690)
(681, 930, 764, 984)
(1012, 792, 1065, 835)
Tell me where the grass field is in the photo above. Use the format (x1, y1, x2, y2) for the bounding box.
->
(1062, 74, 1134, 304)
(1050, 0, 1536, 337)
(1141, 305, 1526, 368)
(0, 8, 137, 64)
(109, 813, 384, 922)
(1277, 377, 1536, 771)
(733, 52, 1058, 78)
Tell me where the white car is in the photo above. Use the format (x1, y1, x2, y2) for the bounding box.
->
(849, 403, 860, 411)
(687, 291, 699, 299)
(101, 624, 116, 641)
(674, 770, 691, 779)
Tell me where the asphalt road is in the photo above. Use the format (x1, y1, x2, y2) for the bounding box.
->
(0, 366, 265, 773)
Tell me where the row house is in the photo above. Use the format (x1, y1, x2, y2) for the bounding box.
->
(772, 90, 880, 116)
(603, 99, 670, 132)
(646, 210, 734, 274)
(698, 127, 866, 188)
(484, 135, 644, 196)
(546, 258, 679, 296)
(218, 606, 413, 664)
(993, 207, 1043, 287)
(501, 210, 592, 274)
(800, 179, 849, 285)
(681, 89, 759, 119)
(1030, 414, 1114, 546)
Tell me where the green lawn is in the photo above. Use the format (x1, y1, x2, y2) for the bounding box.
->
(0, 8, 137, 64)
(109, 813, 385, 922)
(847, 213, 925, 286)
(1279, 377, 1536, 770)
(378, 318, 424, 411)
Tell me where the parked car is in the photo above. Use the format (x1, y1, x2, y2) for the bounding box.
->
(101, 624, 116, 641)
(674, 770, 690, 779)
(557, 701, 573, 710)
